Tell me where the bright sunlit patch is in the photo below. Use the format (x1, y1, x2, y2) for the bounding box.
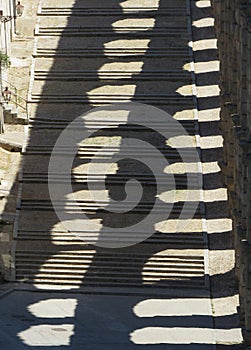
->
(33, 284, 77, 291)
(158, 190, 200, 203)
(196, 0, 211, 8)
(206, 218, 232, 234)
(202, 161, 221, 174)
(209, 250, 235, 276)
(133, 299, 212, 317)
(130, 327, 242, 345)
(200, 135, 223, 149)
(34, 251, 95, 288)
(155, 219, 203, 233)
(158, 188, 227, 203)
(142, 249, 204, 285)
(204, 188, 228, 202)
(177, 84, 220, 97)
(164, 162, 201, 174)
(112, 18, 155, 31)
(194, 61, 220, 73)
(193, 17, 214, 28)
(120, 0, 160, 9)
(18, 325, 75, 346)
(164, 162, 221, 175)
(166, 135, 196, 148)
(173, 109, 194, 120)
(184, 61, 220, 74)
(212, 295, 240, 317)
(82, 109, 130, 122)
(87, 84, 137, 103)
(104, 39, 150, 50)
(28, 299, 78, 318)
(215, 328, 243, 344)
(98, 62, 144, 78)
(183, 63, 193, 72)
(197, 85, 220, 98)
(193, 38, 218, 51)
(176, 85, 193, 96)
(198, 108, 220, 122)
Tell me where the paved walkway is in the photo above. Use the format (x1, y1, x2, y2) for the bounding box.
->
(0, 288, 243, 349)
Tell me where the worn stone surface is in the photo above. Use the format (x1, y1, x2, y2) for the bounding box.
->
(0, 0, 246, 348)
(211, 0, 251, 344)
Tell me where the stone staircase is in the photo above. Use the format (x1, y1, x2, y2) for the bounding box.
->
(13, 0, 209, 293)
(3, 104, 18, 124)
(1, 79, 29, 126)
(3, 105, 28, 125)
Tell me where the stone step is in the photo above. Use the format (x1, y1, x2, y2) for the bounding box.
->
(28, 103, 195, 122)
(35, 34, 190, 49)
(20, 178, 201, 200)
(22, 146, 199, 159)
(15, 249, 205, 287)
(34, 46, 190, 58)
(27, 117, 195, 131)
(15, 251, 205, 263)
(15, 231, 205, 246)
(15, 258, 204, 271)
(15, 274, 205, 287)
(15, 249, 204, 258)
(31, 80, 192, 96)
(38, 6, 187, 16)
(40, 0, 186, 9)
(35, 26, 188, 37)
(16, 209, 204, 233)
(33, 56, 189, 75)
(20, 155, 199, 177)
(18, 199, 201, 216)
(34, 70, 191, 81)
(15, 277, 206, 288)
(29, 93, 194, 105)
(17, 269, 203, 278)
(3, 104, 18, 123)
(38, 16, 187, 29)
(20, 172, 191, 186)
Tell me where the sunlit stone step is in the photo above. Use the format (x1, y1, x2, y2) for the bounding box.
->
(27, 117, 195, 132)
(34, 46, 190, 58)
(16, 231, 205, 247)
(22, 145, 198, 158)
(36, 26, 188, 37)
(29, 93, 194, 105)
(34, 70, 191, 81)
(19, 199, 201, 216)
(15, 250, 206, 288)
(38, 7, 187, 16)
(20, 172, 189, 185)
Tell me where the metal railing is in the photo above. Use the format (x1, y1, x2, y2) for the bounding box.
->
(2, 79, 29, 121)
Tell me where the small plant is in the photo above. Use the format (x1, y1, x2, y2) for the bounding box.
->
(0, 52, 10, 68)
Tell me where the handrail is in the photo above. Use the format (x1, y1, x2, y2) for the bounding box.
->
(2, 79, 17, 93)
(2, 79, 18, 108)
(11, 91, 27, 104)
(1, 79, 29, 121)
(9, 93, 26, 111)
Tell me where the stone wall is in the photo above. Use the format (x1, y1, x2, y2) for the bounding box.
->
(211, 0, 251, 343)
(0, 0, 16, 55)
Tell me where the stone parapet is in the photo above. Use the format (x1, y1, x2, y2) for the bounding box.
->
(211, 0, 251, 343)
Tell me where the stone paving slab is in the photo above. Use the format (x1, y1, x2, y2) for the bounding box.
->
(0, 132, 24, 152)
(0, 289, 243, 349)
